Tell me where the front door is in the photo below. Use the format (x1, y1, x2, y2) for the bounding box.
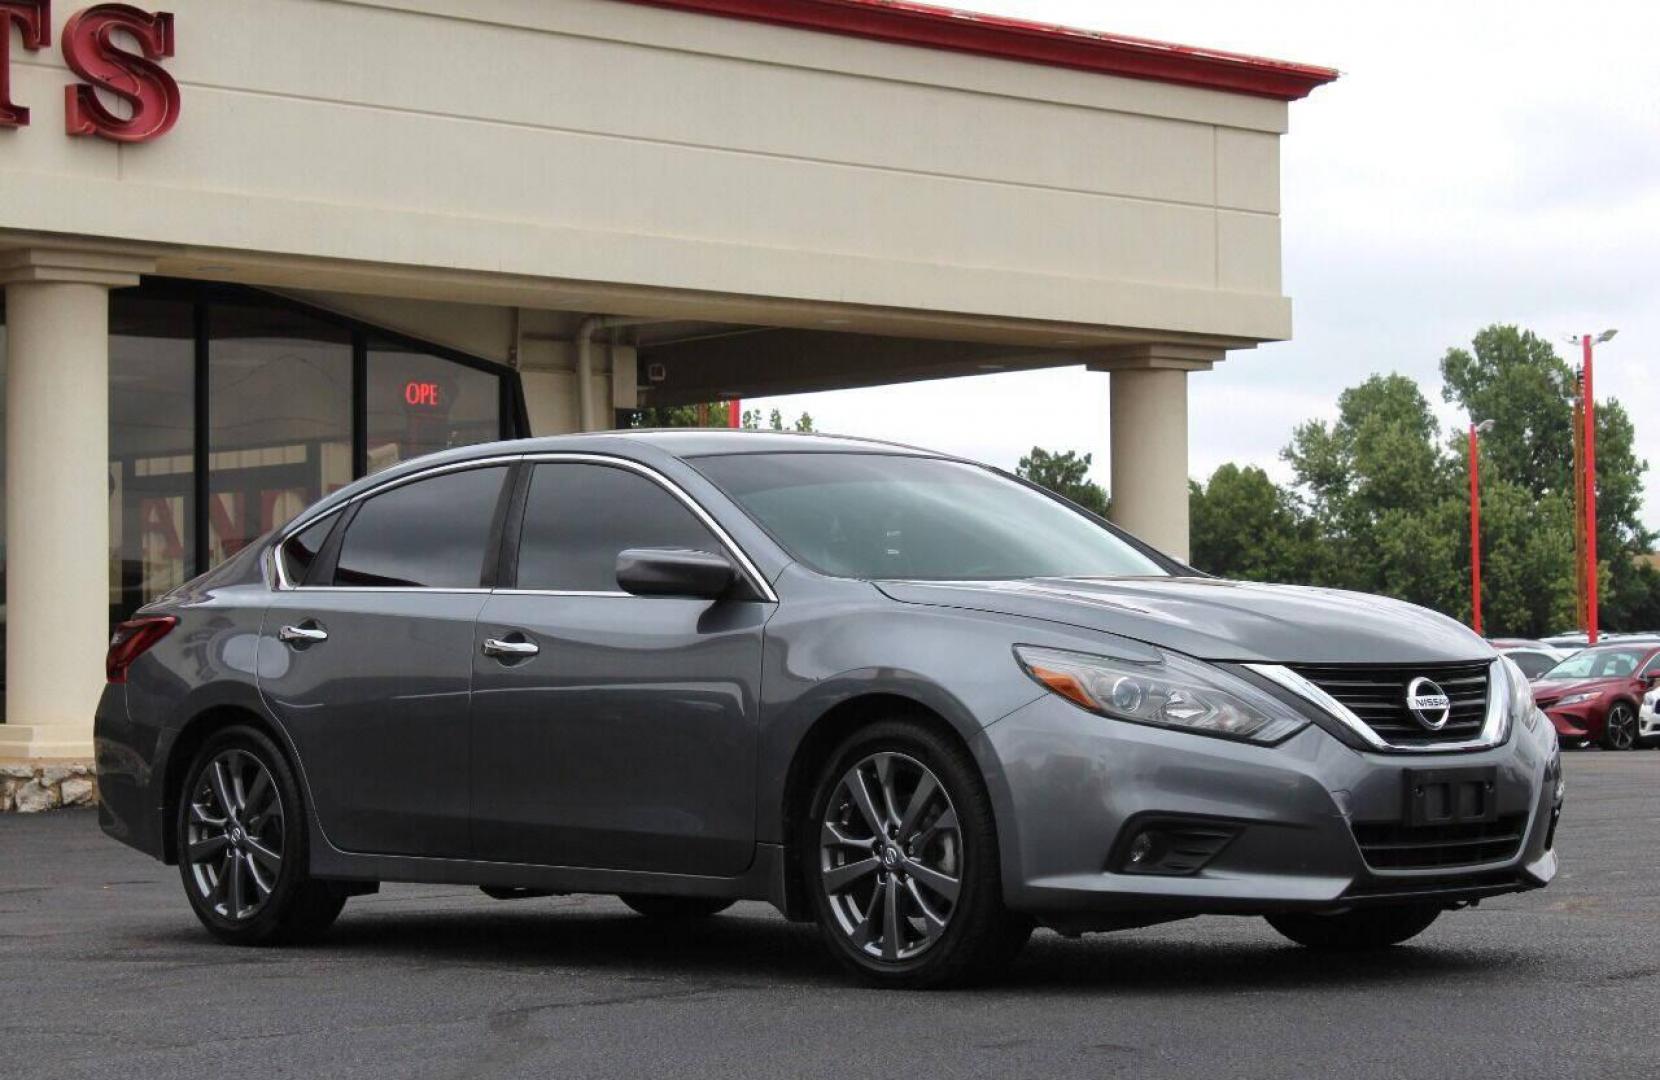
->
(469, 460, 768, 875)
(257, 464, 510, 858)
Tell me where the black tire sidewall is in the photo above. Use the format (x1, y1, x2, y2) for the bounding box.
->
(176, 724, 311, 945)
(1602, 705, 1636, 751)
(801, 718, 1012, 987)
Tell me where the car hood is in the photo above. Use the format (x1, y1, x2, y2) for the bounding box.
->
(874, 576, 1491, 664)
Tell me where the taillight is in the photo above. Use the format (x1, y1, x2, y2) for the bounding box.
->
(106, 615, 178, 683)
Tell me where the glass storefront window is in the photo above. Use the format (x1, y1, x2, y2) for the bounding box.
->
(110, 296, 196, 623)
(366, 340, 502, 473)
(208, 304, 353, 562)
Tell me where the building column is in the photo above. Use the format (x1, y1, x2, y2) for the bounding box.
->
(1094, 344, 1223, 564)
(0, 248, 152, 767)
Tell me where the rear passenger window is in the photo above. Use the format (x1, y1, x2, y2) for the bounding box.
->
(280, 513, 337, 585)
(1508, 651, 1554, 680)
(334, 467, 507, 588)
(516, 463, 718, 591)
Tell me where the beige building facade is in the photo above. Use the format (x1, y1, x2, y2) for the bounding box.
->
(0, 0, 1333, 785)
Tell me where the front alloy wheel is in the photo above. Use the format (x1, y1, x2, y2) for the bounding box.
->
(820, 752, 961, 961)
(1602, 703, 1638, 751)
(804, 720, 1030, 988)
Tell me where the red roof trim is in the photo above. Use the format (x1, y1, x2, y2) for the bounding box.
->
(617, 0, 1337, 101)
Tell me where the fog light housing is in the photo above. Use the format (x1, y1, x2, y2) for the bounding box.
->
(1113, 817, 1241, 877)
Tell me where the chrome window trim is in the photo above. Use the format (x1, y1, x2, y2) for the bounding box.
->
(269, 451, 778, 603)
(1245, 659, 1509, 754)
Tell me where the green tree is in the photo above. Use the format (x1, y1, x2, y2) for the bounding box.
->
(742, 408, 815, 432)
(1016, 447, 1109, 517)
(1282, 373, 1459, 607)
(1188, 464, 1312, 582)
(631, 403, 814, 431)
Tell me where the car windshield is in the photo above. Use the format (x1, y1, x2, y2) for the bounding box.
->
(692, 451, 1168, 581)
(1542, 646, 1651, 680)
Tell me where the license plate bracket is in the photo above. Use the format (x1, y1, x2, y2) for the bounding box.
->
(1403, 766, 1499, 827)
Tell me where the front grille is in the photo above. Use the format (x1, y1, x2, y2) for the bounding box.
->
(1352, 814, 1527, 870)
(1288, 661, 1492, 746)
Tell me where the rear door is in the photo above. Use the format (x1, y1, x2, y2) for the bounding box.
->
(258, 463, 511, 857)
(469, 459, 769, 874)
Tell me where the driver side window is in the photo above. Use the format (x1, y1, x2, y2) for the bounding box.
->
(514, 463, 719, 591)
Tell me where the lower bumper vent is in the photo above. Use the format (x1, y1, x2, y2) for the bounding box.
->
(1352, 814, 1526, 870)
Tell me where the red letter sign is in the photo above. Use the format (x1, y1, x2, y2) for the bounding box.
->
(62, 4, 178, 142)
(0, 1, 50, 127)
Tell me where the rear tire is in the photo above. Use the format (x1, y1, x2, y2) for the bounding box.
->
(1266, 904, 1441, 950)
(175, 725, 345, 946)
(618, 894, 735, 919)
(802, 718, 1031, 989)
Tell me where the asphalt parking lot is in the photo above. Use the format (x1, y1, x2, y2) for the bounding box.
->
(4, 752, 1657, 1080)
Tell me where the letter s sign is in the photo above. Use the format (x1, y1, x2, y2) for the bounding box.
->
(62, 4, 179, 142)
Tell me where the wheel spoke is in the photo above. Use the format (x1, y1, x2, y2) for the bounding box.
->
(903, 857, 960, 904)
(242, 766, 272, 819)
(912, 807, 957, 852)
(207, 856, 231, 906)
(881, 870, 902, 960)
(189, 802, 228, 830)
(228, 847, 247, 917)
(895, 772, 938, 843)
(188, 835, 230, 863)
(849, 882, 882, 950)
(843, 769, 886, 837)
(245, 852, 275, 897)
(821, 822, 876, 851)
(209, 761, 237, 819)
(873, 754, 902, 827)
(822, 856, 879, 893)
(244, 836, 282, 875)
(906, 877, 948, 940)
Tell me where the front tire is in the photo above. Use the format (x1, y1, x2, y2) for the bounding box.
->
(1266, 904, 1441, 950)
(1601, 703, 1638, 751)
(176, 725, 344, 945)
(802, 719, 1031, 989)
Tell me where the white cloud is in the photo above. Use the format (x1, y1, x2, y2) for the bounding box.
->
(747, 0, 1660, 532)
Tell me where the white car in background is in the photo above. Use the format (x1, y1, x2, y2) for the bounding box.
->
(1642, 686, 1660, 742)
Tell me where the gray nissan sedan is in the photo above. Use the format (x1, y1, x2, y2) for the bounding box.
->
(95, 431, 1563, 988)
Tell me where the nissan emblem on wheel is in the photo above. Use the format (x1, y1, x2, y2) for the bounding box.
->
(94, 431, 1563, 988)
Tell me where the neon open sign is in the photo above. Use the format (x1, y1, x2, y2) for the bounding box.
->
(404, 381, 442, 408)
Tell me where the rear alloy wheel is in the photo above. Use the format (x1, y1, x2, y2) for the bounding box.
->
(1601, 703, 1638, 751)
(618, 894, 735, 919)
(1266, 904, 1441, 950)
(804, 720, 1030, 988)
(177, 726, 345, 945)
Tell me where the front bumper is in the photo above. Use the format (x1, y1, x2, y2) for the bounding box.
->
(975, 693, 1561, 926)
(1543, 702, 1599, 741)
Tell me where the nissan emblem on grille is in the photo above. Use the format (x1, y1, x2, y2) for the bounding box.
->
(1406, 677, 1452, 730)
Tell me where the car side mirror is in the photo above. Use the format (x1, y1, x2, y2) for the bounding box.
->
(616, 547, 736, 600)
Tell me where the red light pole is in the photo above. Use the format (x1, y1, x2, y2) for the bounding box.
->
(1574, 329, 1618, 645)
(1467, 419, 1494, 635)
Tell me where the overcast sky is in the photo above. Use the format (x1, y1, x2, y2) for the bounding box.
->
(745, 1, 1660, 531)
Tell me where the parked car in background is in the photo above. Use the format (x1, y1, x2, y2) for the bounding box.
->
(1489, 639, 1569, 681)
(1532, 643, 1660, 750)
(1541, 632, 1590, 651)
(1641, 686, 1660, 744)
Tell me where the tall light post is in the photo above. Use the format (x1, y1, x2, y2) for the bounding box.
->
(1571, 328, 1618, 645)
(1467, 418, 1495, 635)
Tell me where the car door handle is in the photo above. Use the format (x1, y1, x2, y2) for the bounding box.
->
(482, 637, 539, 659)
(278, 624, 329, 644)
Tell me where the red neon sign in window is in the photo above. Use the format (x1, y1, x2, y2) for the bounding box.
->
(404, 381, 441, 408)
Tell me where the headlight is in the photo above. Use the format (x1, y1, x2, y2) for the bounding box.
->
(1498, 655, 1540, 732)
(1555, 690, 1602, 708)
(1014, 645, 1307, 745)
